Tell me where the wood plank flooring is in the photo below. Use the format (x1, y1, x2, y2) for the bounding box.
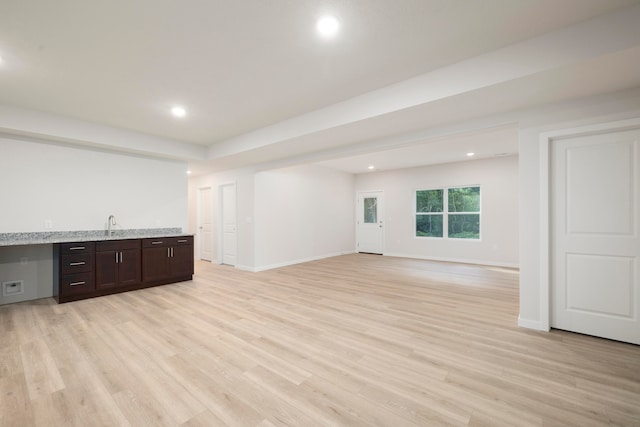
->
(1, 254, 639, 426)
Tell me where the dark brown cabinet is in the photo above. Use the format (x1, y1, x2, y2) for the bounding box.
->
(53, 242, 96, 303)
(53, 235, 193, 303)
(142, 236, 194, 284)
(95, 239, 141, 290)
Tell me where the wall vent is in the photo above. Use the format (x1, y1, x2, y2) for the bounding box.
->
(2, 280, 24, 296)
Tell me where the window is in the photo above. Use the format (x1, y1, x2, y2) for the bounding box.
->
(415, 189, 443, 237)
(363, 197, 378, 223)
(447, 186, 480, 239)
(415, 186, 480, 239)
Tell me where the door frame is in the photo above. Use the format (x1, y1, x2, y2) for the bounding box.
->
(356, 190, 385, 254)
(538, 117, 640, 331)
(218, 181, 237, 266)
(196, 186, 213, 261)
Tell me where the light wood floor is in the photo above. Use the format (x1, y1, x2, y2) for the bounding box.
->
(1, 254, 639, 426)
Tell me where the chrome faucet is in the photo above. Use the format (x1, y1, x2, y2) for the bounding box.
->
(108, 215, 116, 237)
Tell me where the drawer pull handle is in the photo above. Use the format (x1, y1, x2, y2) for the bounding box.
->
(178, 239, 187, 243)
(69, 246, 85, 250)
(69, 281, 85, 286)
(151, 241, 163, 245)
(69, 262, 86, 266)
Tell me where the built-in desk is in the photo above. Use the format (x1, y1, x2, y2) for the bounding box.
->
(0, 229, 194, 304)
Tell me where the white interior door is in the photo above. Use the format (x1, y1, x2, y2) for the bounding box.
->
(552, 128, 640, 345)
(220, 183, 237, 266)
(357, 191, 384, 254)
(198, 187, 213, 261)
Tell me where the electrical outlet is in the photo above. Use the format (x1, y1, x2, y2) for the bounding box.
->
(44, 220, 53, 229)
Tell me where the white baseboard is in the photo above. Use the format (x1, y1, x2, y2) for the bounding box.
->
(234, 264, 256, 272)
(382, 252, 519, 269)
(517, 316, 546, 331)
(253, 251, 355, 272)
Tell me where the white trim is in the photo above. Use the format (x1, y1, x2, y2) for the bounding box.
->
(253, 251, 356, 272)
(539, 117, 640, 332)
(383, 252, 519, 269)
(539, 133, 550, 331)
(234, 264, 256, 272)
(517, 316, 544, 331)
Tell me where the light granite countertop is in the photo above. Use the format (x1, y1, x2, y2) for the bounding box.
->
(0, 228, 192, 247)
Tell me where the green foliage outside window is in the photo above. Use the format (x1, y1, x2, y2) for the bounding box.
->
(416, 214, 443, 237)
(448, 187, 480, 212)
(416, 189, 443, 213)
(416, 186, 480, 239)
(416, 189, 443, 237)
(448, 214, 480, 239)
(447, 187, 480, 239)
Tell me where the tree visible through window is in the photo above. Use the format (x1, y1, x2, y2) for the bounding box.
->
(415, 189, 443, 237)
(415, 186, 480, 239)
(364, 197, 377, 223)
(448, 187, 480, 239)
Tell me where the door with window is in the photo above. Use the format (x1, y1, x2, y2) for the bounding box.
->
(552, 128, 640, 345)
(357, 191, 384, 254)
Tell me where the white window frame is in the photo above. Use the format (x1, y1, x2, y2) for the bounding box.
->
(415, 185, 481, 240)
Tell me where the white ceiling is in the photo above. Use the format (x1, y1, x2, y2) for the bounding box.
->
(1, 0, 640, 174)
(316, 125, 519, 174)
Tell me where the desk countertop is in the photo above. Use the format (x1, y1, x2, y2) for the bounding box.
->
(0, 228, 192, 247)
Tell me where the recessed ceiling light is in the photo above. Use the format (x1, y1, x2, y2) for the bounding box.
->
(317, 15, 340, 38)
(466, 152, 475, 157)
(186, 170, 192, 175)
(368, 165, 375, 170)
(171, 106, 186, 118)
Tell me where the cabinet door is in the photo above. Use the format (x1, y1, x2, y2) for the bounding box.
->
(95, 250, 119, 290)
(142, 247, 169, 282)
(170, 244, 194, 278)
(119, 248, 141, 286)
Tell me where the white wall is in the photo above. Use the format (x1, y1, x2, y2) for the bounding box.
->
(253, 165, 355, 270)
(356, 156, 519, 267)
(0, 137, 188, 232)
(0, 136, 189, 304)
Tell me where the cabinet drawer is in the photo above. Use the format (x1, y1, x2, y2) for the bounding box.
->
(142, 238, 169, 248)
(60, 272, 95, 295)
(60, 242, 95, 255)
(61, 253, 94, 274)
(167, 236, 193, 246)
(96, 239, 141, 252)
(143, 236, 193, 248)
